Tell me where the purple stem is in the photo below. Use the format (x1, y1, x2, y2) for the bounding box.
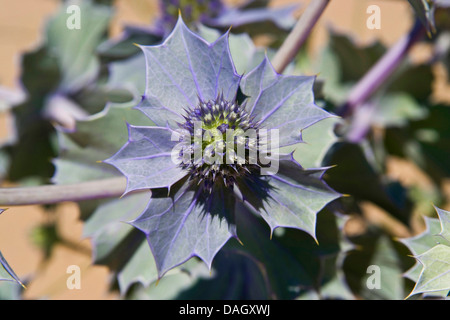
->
(271, 0, 330, 74)
(0, 177, 127, 206)
(338, 19, 426, 117)
(345, 102, 377, 143)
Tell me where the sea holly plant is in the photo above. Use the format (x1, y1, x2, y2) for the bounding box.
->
(1, 0, 450, 301)
(43, 26, 342, 298)
(104, 16, 340, 277)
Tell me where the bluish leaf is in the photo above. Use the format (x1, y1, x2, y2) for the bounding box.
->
(104, 125, 187, 193)
(198, 25, 270, 76)
(236, 154, 341, 239)
(401, 216, 450, 260)
(400, 206, 450, 297)
(136, 17, 241, 127)
(241, 57, 333, 147)
(282, 117, 340, 169)
(131, 179, 238, 277)
(410, 244, 450, 296)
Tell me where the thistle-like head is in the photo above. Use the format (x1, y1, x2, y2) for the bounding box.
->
(175, 95, 263, 193)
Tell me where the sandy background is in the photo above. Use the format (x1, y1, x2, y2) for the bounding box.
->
(0, 0, 448, 299)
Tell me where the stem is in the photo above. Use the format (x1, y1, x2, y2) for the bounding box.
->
(271, 0, 330, 74)
(0, 177, 127, 206)
(338, 19, 426, 117)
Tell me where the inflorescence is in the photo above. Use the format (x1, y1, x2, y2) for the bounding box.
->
(175, 95, 265, 193)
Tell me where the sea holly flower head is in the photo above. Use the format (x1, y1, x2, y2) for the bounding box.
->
(105, 16, 340, 277)
(174, 94, 279, 194)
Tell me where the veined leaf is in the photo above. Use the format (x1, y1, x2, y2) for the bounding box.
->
(401, 207, 450, 297)
(281, 117, 340, 169)
(410, 244, 450, 296)
(135, 16, 241, 127)
(198, 25, 271, 76)
(241, 57, 333, 148)
(235, 154, 341, 240)
(131, 178, 238, 278)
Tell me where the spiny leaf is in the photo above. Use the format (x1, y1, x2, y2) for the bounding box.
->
(236, 154, 341, 240)
(136, 16, 241, 127)
(104, 125, 188, 193)
(241, 57, 333, 148)
(401, 206, 450, 297)
(0, 250, 25, 288)
(128, 207, 353, 300)
(131, 178, 238, 278)
(435, 206, 450, 241)
(400, 216, 450, 259)
(282, 116, 340, 169)
(197, 25, 271, 76)
(410, 244, 450, 296)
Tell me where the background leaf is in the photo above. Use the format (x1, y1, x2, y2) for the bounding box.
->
(401, 207, 450, 298)
(46, 0, 113, 92)
(410, 244, 450, 296)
